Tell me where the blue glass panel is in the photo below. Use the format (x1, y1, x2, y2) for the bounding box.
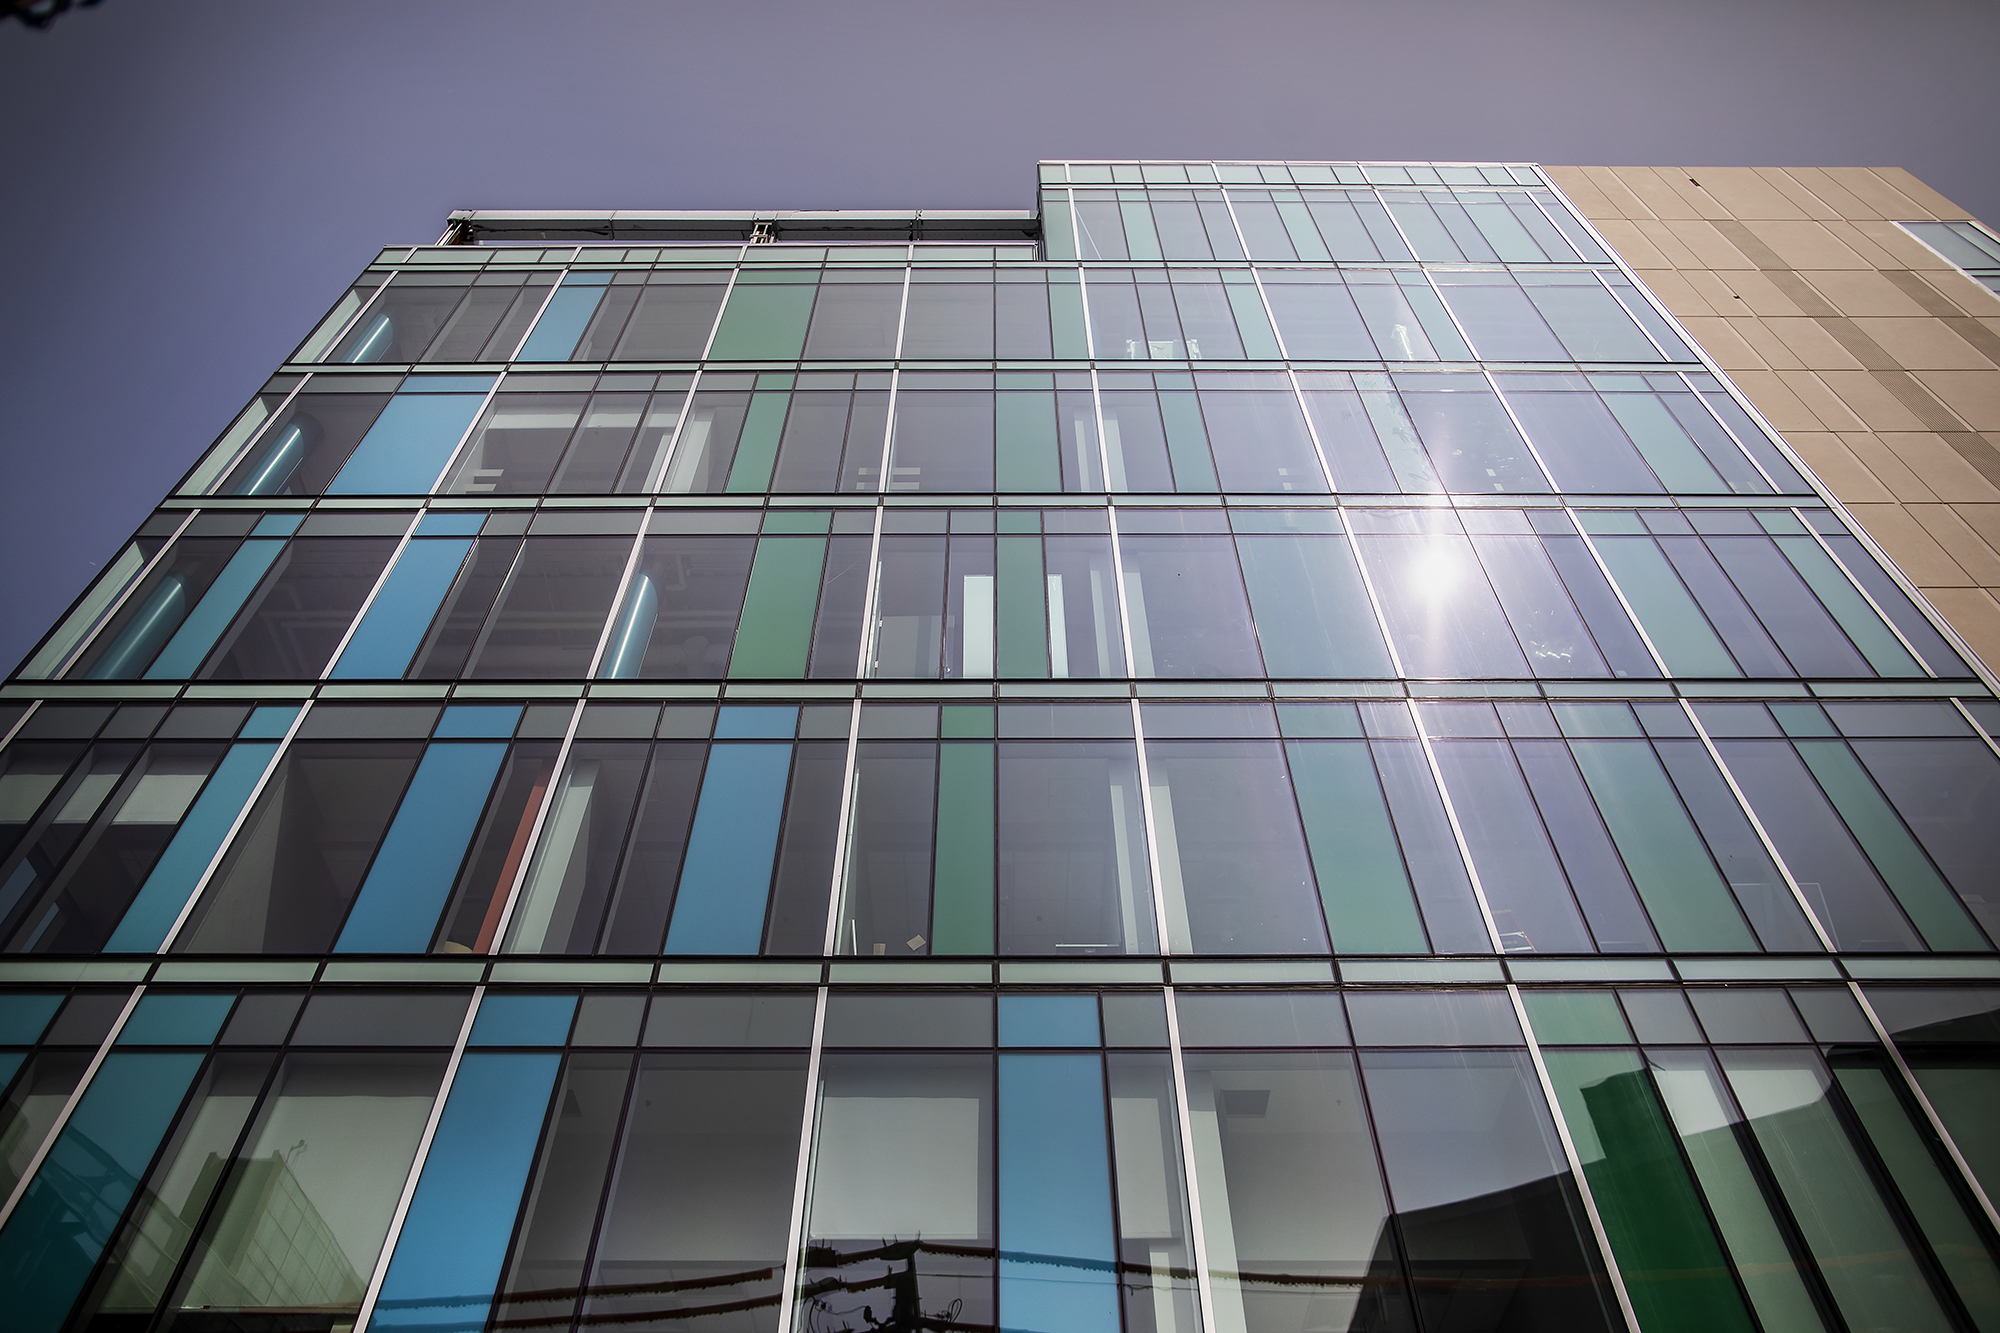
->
(999, 994, 1101, 1048)
(250, 513, 302, 537)
(105, 742, 279, 951)
(371, 1051, 561, 1331)
(714, 705, 798, 739)
(516, 287, 606, 362)
(326, 395, 489, 495)
(0, 994, 62, 1045)
(0, 1051, 206, 1333)
(330, 538, 474, 679)
(141, 539, 285, 678)
(998, 1053, 1119, 1333)
(116, 993, 234, 1045)
(468, 994, 578, 1046)
(239, 704, 300, 738)
(416, 511, 486, 537)
(662, 744, 794, 954)
(336, 743, 509, 953)
(435, 705, 522, 739)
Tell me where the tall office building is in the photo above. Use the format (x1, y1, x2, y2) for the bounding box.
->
(0, 160, 1995, 1333)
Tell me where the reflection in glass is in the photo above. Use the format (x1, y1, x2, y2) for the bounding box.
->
(1185, 1051, 1416, 1333)
(162, 1053, 445, 1333)
(798, 1054, 994, 1333)
(1362, 1048, 1618, 1332)
(998, 741, 1156, 956)
(582, 1054, 809, 1332)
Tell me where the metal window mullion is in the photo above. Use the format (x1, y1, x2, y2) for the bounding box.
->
(318, 510, 426, 680)
(192, 375, 311, 496)
(1417, 267, 1482, 362)
(1676, 697, 1839, 952)
(646, 367, 707, 495)
(483, 698, 589, 952)
(1591, 268, 1679, 362)
(301, 280, 392, 368)
(0, 700, 40, 750)
(422, 373, 509, 495)
(853, 504, 887, 680)
(820, 700, 865, 957)
(774, 986, 830, 1331)
(155, 696, 318, 952)
(1508, 984, 1645, 1333)
(1406, 698, 1508, 954)
(1794, 507, 1938, 677)
(893, 265, 913, 361)
(1127, 698, 1173, 959)
(1844, 978, 2000, 1234)
(43, 508, 200, 678)
(0, 982, 149, 1232)
(502, 275, 568, 364)
(1066, 186, 1084, 260)
(1672, 369, 1785, 493)
(1949, 698, 2000, 760)
(1340, 525, 1410, 679)
(1281, 365, 1341, 493)
(1370, 187, 1426, 262)
(1088, 366, 1114, 494)
(1076, 264, 1096, 362)
(874, 369, 901, 498)
(353, 984, 487, 1333)
(1161, 988, 1220, 1333)
(1568, 512, 1676, 678)
(1480, 366, 1562, 493)
(584, 525, 654, 678)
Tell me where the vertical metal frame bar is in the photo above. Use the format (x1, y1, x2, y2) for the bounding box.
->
(353, 984, 487, 1332)
(34, 508, 201, 680)
(774, 986, 830, 1331)
(1161, 987, 1220, 1333)
(1507, 983, 1645, 1333)
(0, 982, 149, 1231)
(483, 698, 589, 952)
(318, 510, 427, 679)
(156, 696, 319, 952)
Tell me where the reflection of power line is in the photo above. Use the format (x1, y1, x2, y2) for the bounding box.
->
(6, 0, 103, 30)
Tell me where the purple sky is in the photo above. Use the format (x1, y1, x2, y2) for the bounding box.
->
(3, 0, 1996, 673)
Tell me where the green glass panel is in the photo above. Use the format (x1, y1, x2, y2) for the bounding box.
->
(1794, 740, 1988, 952)
(1651, 1053, 1830, 1333)
(1523, 990, 1630, 1045)
(997, 536, 1048, 679)
(1159, 391, 1218, 492)
(1834, 1059, 2000, 1331)
(1284, 741, 1427, 953)
(725, 391, 793, 493)
(1050, 278, 1089, 360)
(1908, 1059, 2000, 1205)
(1225, 282, 1283, 360)
(1120, 201, 1162, 262)
(1043, 197, 1078, 263)
(1592, 536, 1739, 677)
(1570, 740, 1757, 952)
(997, 392, 1061, 492)
(1602, 393, 1727, 493)
(1722, 1049, 1958, 1333)
(727, 537, 825, 678)
(1774, 536, 1924, 677)
(708, 283, 815, 360)
(1543, 1049, 1755, 1333)
(932, 742, 996, 955)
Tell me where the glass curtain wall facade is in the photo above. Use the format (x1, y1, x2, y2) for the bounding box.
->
(1, 159, 1997, 1333)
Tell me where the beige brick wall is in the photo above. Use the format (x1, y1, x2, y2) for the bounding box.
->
(1546, 165, 2000, 671)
